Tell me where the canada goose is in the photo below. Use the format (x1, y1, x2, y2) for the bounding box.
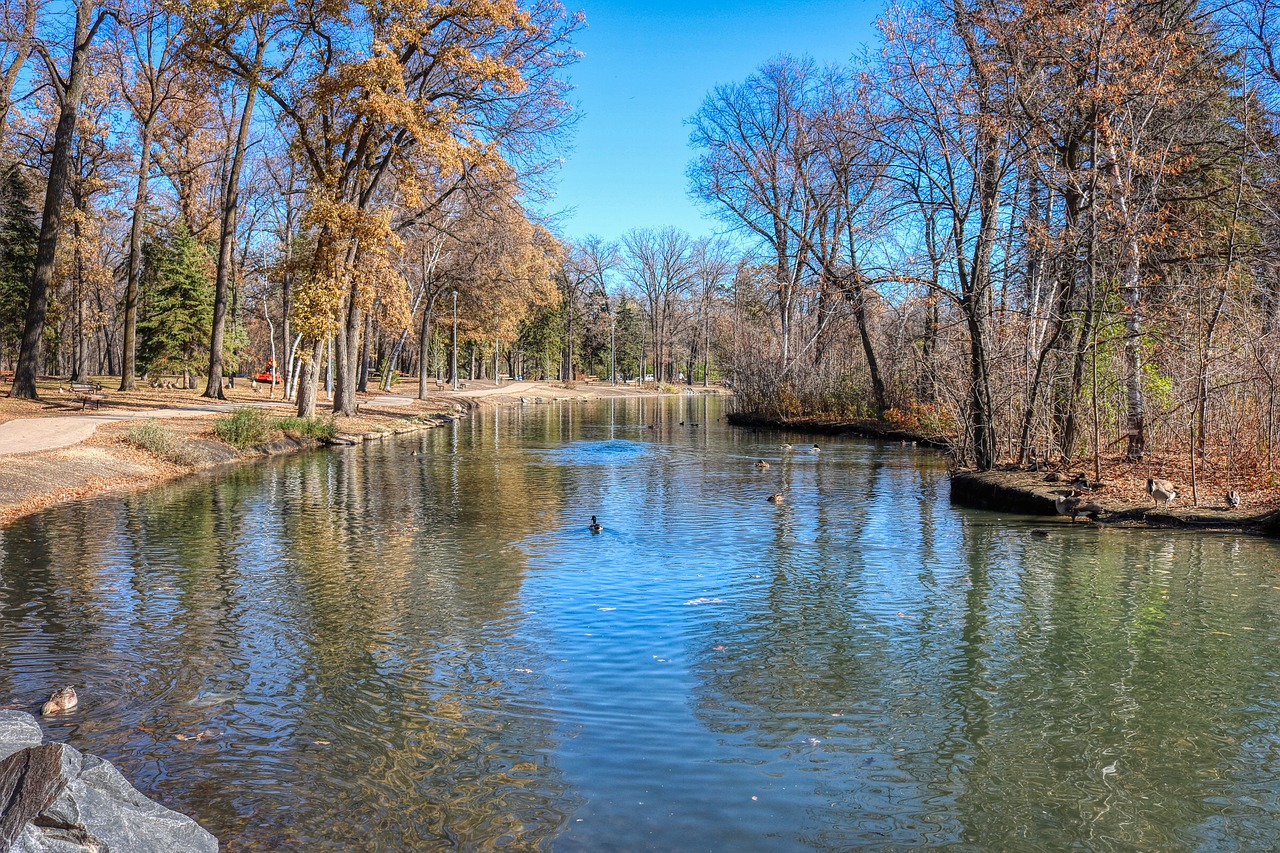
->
(588, 516, 603, 534)
(809, 444, 821, 454)
(41, 686, 77, 715)
(1146, 478, 1177, 508)
(767, 492, 784, 503)
(754, 459, 770, 470)
(1227, 490, 1241, 509)
(1055, 495, 1105, 522)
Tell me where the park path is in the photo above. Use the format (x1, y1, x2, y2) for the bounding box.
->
(0, 391, 425, 457)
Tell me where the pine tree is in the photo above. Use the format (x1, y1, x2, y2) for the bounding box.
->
(138, 223, 214, 381)
(0, 164, 39, 366)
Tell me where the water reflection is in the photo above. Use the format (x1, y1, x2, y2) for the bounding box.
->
(1, 396, 1279, 851)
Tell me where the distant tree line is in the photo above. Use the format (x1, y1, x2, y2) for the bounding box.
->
(685, 0, 1280, 478)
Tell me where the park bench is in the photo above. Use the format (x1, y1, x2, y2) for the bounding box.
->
(68, 381, 106, 410)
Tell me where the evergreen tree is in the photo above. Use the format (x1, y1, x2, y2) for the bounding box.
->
(0, 164, 39, 366)
(138, 223, 213, 380)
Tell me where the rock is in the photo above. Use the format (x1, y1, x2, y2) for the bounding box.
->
(0, 713, 42, 762)
(0, 712, 216, 853)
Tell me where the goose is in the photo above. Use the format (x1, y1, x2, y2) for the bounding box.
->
(754, 459, 771, 470)
(41, 686, 77, 716)
(1055, 495, 1105, 522)
(1146, 478, 1177, 508)
(767, 492, 785, 503)
(588, 516, 603, 534)
(1227, 490, 1241, 510)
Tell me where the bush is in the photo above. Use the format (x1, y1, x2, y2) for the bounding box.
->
(272, 415, 337, 440)
(214, 407, 271, 449)
(124, 421, 206, 466)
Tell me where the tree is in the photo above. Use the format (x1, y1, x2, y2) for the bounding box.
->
(137, 223, 213, 381)
(0, 164, 38, 364)
(10, 0, 110, 399)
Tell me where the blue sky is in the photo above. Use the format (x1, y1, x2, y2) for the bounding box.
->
(551, 0, 885, 244)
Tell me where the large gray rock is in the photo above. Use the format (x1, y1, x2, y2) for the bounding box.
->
(0, 713, 216, 853)
(0, 714, 43, 762)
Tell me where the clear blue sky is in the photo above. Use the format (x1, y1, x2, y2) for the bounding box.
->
(551, 0, 885, 244)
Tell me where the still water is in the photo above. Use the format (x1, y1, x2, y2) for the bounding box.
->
(3, 395, 1280, 851)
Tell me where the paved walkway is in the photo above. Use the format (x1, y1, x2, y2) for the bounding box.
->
(0, 402, 292, 457)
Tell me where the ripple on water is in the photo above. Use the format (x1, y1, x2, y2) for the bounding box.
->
(538, 439, 652, 465)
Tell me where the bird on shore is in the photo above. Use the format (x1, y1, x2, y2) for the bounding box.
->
(1055, 495, 1105, 522)
(1146, 478, 1177, 508)
(767, 492, 785, 503)
(754, 459, 771, 470)
(41, 686, 77, 716)
(588, 516, 603, 534)
(1227, 490, 1241, 510)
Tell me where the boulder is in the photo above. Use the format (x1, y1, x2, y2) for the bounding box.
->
(0, 711, 216, 853)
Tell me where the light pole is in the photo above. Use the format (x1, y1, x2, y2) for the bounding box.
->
(450, 288, 458, 391)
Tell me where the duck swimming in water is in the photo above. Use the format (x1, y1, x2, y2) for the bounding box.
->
(767, 492, 785, 503)
(809, 444, 821, 453)
(780, 443, 793, 451)
(754, 459, 770, 470)
(41, 686, 77, 715)
(589, 515, 603, 534)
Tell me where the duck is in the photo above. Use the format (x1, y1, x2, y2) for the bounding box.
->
(1054, 494, 1105, 522)
(809, 444, 821, 454)
(754, 459, 770, 470)
(1227, 490, 1241, 510)
(767, 492, 785, 503)
(41, 686, 78, 716)
(1146, 477, 1177, 508)
(588, 515, 603, 534)
(780, 443, 793, 451)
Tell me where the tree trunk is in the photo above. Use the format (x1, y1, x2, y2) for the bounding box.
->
(333, 280, 362, 416)
(11, 0, 99, 399)
(1121, 244, 1145, 459)
(296, 338, 323, 418)
(204, 35, 265, 400)
(417, 291, 437, 399)
(120, 121, 154, 391)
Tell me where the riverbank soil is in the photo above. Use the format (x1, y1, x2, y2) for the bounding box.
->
(724, 410, 948, 447)
(0, 376, 695, 523)
(952, 457, 1280, 534)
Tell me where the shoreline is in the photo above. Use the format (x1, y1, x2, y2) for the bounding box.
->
(724, 410, 949, 448)
(949, 469, 1280, 536)
(0, 380, 702, 525)
(724, 408, 1280, 538)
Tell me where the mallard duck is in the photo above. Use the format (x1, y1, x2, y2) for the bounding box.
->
(1227, 490, 1241, 509)
(754, 459, 770, 470)
(767, 492, 784, 503)
(1146, 478, 1176, 508)
(588, 515, 603, 534)
(41, 686, 78, 715)
(780, 443, 793, 451)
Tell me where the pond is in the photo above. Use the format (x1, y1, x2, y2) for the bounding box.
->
(2, 395, 1280, 850)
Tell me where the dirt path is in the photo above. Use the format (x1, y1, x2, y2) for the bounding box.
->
(0, 401, 298, 456)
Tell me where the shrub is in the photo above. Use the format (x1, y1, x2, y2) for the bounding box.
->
(124, 421, 206, 466)
(272, 415, 337, 440)
(214, 407, 271, 449)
